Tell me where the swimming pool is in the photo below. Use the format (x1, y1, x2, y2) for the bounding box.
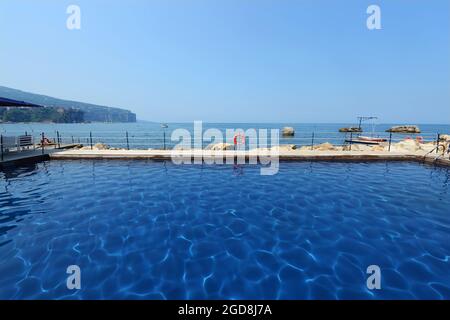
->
(0, 160, 449, 299)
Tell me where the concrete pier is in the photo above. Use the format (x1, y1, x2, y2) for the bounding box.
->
(0, 144, 82, 169)
(48, 148, 450, 167)
(2, 145, 449, 169)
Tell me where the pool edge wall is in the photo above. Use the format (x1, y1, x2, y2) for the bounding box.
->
(0, 154, 50, 170)
(48, 153, 450, 167)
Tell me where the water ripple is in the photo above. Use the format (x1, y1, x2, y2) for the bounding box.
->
(0, 160, 449, 299)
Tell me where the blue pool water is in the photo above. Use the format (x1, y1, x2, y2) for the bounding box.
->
(0, 160, 449, 300)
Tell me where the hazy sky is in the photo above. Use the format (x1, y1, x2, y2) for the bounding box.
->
(0, 0, 449, 123)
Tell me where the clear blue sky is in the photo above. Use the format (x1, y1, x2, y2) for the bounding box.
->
(0, 0, 449, 123)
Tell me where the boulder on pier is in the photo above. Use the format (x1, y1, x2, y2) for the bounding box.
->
(207, 143, 234, 151)
(80, 143, 111, 150)
(270, 144, 297, 151)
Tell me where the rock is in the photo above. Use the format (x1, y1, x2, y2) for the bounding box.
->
(282, 127, 295, 136)
(93, 143, 110, 150)
(172, 146, 192, 151)
(79, 143, 110, 150)
(347, 144, 372, 151)
(420, 143, 436, 153)
(299, 145, 339, 151)
(270, 144, 297, 151)
(314, 142, 336, 151)
(386, 125, 421, 134)
(438, 134, 450, 153)
(370, 145, 386, 152)
(392, 139, 421, 152)
(439, 134, 450, 142)
(207, 143, 234, 151)
(339, 127, 362, 133)
(389, 138, 444, 153)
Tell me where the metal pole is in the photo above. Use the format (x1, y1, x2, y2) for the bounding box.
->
(0, 134, 4, 162)
(41, 132, 45, 155)
(349, 132, 353, 151)
(90, 132, 93, 150)
(163, 131, 166, 150)
(56, 131, 61, 149)
(436, 133, 440, 154)
(311, 132, 315, 150)
(71, 136, 74, 144)
(388, 132, 392, 152)
(126, 131, 130, 150)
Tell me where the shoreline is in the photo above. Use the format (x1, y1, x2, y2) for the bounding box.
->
(2, 137, 450, 169)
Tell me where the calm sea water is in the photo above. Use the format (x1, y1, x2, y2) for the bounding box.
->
(0, 160, 449, 299)
(1, 122, 449, 149)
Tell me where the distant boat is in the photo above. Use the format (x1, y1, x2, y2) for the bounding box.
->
(161, 123, 168, 128)
(357, 136, 387, 143)
(343, 116, 387, 145)
(346, 136, 387, 145)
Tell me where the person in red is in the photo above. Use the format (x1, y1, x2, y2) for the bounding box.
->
(41, 137, 54, 146)
(233, 133, 245, 150)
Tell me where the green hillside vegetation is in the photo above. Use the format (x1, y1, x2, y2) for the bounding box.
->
(0, 107, 84, 123)
(0, 86, 136, 123)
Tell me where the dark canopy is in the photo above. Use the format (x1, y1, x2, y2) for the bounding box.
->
(0, 97, 43, 107)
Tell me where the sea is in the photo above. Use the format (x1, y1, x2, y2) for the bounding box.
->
(1, 122, 449, 150)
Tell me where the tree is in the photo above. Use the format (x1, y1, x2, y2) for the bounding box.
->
(1, 107, 85, 123)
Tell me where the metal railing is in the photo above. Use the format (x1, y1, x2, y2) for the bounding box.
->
(0, 133, 36, 161)
(0, 135, 3, 162)
(1, 129, 448, 159)
(4, 130, 443, 150)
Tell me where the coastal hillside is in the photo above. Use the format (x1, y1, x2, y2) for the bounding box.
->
(0, 86, 136, 123)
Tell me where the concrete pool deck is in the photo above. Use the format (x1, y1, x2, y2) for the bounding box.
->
(49, 148, 450, 167)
